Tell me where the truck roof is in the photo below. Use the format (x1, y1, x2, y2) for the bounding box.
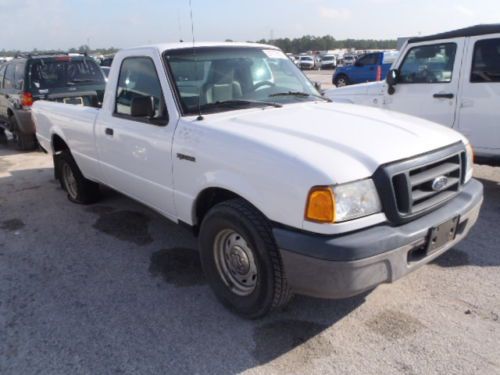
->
(123, 41, 279, 53)
(408, 24, 500, 44)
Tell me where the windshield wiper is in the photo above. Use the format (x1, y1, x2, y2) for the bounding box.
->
(269, 91, 332, 102)
(198, 99, 283, 112)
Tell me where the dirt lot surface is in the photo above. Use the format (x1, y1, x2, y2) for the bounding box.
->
(1, 144, 499, 375)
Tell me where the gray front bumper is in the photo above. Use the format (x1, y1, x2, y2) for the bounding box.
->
(275, 179, 483, 299)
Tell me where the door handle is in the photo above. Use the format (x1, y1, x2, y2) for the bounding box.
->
(105, 128, 114, 136)
(433, 93, 454, 99)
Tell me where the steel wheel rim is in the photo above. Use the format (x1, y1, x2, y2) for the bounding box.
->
(213, 229, 258, 296)
(62, 163, 78, 199)
(337, 78, 346, 87)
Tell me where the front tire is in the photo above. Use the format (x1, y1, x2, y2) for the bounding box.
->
(334, 75, 349, 87)
(199, 199, 292, 318)
(57, 150, 100, 204)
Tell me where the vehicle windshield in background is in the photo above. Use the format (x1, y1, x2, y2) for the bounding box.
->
(164, 47, 323, 115)
(28, 58, 105, 93)
(382, 51, 399, 65)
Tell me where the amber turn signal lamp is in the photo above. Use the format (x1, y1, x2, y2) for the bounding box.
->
(305, 186, 335, 223)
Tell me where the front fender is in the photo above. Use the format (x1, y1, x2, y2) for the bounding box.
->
(176, 170, 265, 226)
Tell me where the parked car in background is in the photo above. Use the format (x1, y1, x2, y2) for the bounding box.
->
(332, 51, 398, 87)
(100, 66, 111, 79)
(320, 55, 337, 69)
(33, 42, 481, 318)
(342, 54, 357, 66)
(100, 56, 114, 67)
(297, 55, 315, 70)
(325, 24, 500, 165)
(286, 53, 297, 65)
(0, 54, 106, 150)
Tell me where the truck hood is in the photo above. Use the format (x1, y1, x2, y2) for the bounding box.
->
(199, 101, 465, 183)
(324, 81, 385, 100)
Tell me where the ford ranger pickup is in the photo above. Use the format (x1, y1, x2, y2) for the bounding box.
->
(32, 42, 483, 318)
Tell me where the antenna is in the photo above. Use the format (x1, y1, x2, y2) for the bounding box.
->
(177, 9, 183, 42)
(189, 0, 203, 120)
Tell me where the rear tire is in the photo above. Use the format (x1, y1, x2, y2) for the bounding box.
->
(199, 198, 292, 319)
(14, 131, 36, 151)
(57, 150, 100, 204)
(10, 117, 36, 151)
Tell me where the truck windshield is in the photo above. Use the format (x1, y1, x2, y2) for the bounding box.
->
(164, 47, 323, 115)
(28, 58, 105, 93)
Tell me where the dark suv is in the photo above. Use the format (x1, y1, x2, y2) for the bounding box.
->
(0, 54, 106, 150)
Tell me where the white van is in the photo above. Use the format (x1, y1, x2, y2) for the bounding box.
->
(325, 24, 500, 165)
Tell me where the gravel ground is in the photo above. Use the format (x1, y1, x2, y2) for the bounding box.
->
(1, 143, 499, 375)
(304, 69, 335, 90)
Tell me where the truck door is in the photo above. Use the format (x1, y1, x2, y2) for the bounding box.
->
(352, 53, 379, 84)
(456, 35, 500, 157)
(96, 53, 179, 220)
(384, 39, 465, 127)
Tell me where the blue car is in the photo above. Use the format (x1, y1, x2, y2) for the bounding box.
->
(333, 51, 398, 87)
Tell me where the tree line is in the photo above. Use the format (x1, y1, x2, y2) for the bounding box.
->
(1, 35, 398, 57)
(255, 35, 397, 53)
(0, 45, 118, 57)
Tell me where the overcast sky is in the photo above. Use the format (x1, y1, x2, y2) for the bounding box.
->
(0, 0, 499, 50)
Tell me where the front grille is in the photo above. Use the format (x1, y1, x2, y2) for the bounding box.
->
(374, 143, 466, 224)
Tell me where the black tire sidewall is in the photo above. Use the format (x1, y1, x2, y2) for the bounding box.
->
(10, 117, 35, 151)
(199, 204, 276, 318)
(335, 75, 349, 87)
(58, 151, 99, 204)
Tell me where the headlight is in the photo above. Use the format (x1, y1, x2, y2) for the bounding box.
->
(305, 179, 382, 223)
(333, 179, 382, 222)
(465, 142, 474, 183)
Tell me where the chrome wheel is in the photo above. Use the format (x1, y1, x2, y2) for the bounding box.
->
(62, 163, 78, 199)
(213, 229, 258, 296)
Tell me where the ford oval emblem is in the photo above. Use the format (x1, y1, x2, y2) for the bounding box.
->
(431, 176, 448, 192)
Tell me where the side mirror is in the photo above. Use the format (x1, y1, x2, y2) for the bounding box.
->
(386, 69, 399, 95)
(386, 69, 399, 86)
(354, 61, 362, 67)
(130, 96, 155, 118)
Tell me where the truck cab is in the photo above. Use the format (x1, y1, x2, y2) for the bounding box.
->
(325, 24, 500, 164)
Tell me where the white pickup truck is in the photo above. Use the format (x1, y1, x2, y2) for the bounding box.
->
(325, 24, 500, 165)
(33, 42, 483, 318)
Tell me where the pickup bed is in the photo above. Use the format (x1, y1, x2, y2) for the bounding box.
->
(0, 54, 105, 150)
(33, 42, 483, 318)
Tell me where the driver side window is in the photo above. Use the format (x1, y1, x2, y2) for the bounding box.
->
(399, 43, 457, 84)
(357, 54, 378, 66)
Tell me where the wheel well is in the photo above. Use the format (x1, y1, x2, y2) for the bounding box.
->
(52, 134, 69, 153)
(195, 188, 242, 226)
(7, 109, 14, 118)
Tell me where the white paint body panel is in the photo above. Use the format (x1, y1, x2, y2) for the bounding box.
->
(33, 42, 465, 236)
(325, 35, 500, 158)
